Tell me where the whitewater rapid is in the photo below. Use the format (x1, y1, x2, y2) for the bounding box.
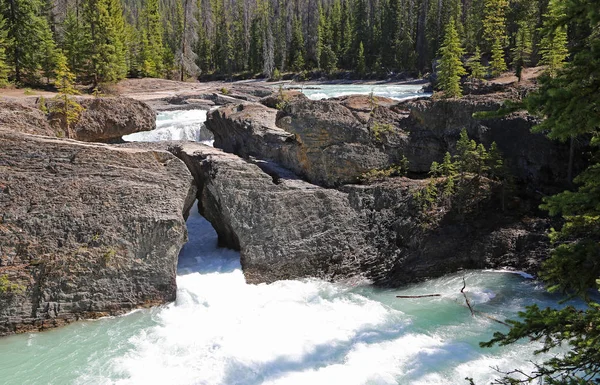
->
(290, 84, 431, 101)
(0, 205, 564, 385)
(0, 87, 566, 385)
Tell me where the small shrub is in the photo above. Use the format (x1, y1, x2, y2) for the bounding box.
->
(220, 87, 230, 95)
(23, 88, 33, 95)
(0, 275, 25, 295)
(371, 121, 394, 141)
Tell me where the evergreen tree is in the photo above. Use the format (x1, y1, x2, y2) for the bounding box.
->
(0, 14, 9, 87)
(483, 1, 600, 382)
(61, 9, 89, 79)
(82, 0, 127, 84)
(139, 0, 165, 77)
(356, 41, 366, 75)
(512, 21, 532, 81)
(289, 16, 305, 71)
(490, 37, 507, 76)
(0, 0, 58, 84)
(437, 18, 466, 98)
(482, 0, 508, 49)
(466, 47, 487, 80)
(539, 0, 569, 78)
(51, 52, 83, 138)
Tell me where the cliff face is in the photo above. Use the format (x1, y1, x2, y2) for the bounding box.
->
(0, 130, 195, 336)
(152, 142, 550, 286)
(200, 90, 560, 285)
(206, 92, 573, 190)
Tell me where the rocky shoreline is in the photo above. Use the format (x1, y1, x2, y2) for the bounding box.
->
(0, 79, 569, 335)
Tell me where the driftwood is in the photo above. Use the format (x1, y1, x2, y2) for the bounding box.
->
(395, 276, 511, 327)
(461, 276, 475, 316)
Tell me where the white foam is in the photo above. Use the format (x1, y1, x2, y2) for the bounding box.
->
(123, 109, 209, 143)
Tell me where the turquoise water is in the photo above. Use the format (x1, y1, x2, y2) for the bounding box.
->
(292, 84, 431, 101)
(0, 204, 567, 385)
(0, 107, 568, 385)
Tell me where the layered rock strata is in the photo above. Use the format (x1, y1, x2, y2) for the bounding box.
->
(0, 130, 195, 336)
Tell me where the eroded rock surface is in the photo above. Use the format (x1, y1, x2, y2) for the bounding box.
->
(206, 92, 574, 190)
(72, 97, 156, 142)
(156, 142, 549, 287)
(0, 130, 195, 336)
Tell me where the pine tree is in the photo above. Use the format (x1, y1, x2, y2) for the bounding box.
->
(437, 18, 466, 98)
(490, 37, 507, 76)
(139, 0, 164, 77)
(82, 0, 127, 85)
(356, 41, 366, 75)
(61, 9, 89, 79)
(0, 14, 9, 87)
(482, 0, 508, 49)
(512, 21, 532, 81)
(289, 16, 305, 71)
(0, 0, 58, 84)
(466, 47, 487, 80)
(51, 52, 83, 138)
(539, 0, 569, 78)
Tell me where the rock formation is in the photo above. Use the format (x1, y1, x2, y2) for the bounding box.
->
(1, 97, 156, 143)
(158, 142, 549, 286)
(206, 92, 574, 190)
(72, 97, 156, 142)
(0, 130, 195, 336)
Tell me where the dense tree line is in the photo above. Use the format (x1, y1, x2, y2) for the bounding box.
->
(0, 0, 580, 86)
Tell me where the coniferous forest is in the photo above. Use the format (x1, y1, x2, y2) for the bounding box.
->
(0, 0, 575, 86)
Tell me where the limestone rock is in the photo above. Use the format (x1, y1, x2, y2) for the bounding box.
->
(0, 130, 195, 336)
(73, 97, 156, 142)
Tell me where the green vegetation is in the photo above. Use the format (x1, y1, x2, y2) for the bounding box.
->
(0, 0, 589, 88)
(479, 1, 600, 382)
(50, 53, 84, 138)
(466, 47, 486, 81)
(370, 121, 393, 141)
(0, 275, 25, 294)
(415, 129, 508, 212)
(539, 0, 569, 78)
(360, 156, 409, 182)
(436, 18, 466, 98)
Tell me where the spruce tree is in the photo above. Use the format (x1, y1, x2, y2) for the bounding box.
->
(0, 14, 9, 87)
(437, 18, 466, 98)
(482, 1, 600, 382)
(139, 0, 164, 78)
(482, 0, 508, 49)
(82, 0, 127, 85)
(1, 0, 58, 84)
(466, 47, 487, 80)
(512, 21, 532, 81)
(61, 9, 89, 79)
(51, 52, 83, 138)
(539, 0, 569, 78)
(289, 16, 305, 71)
(490, 37, 507, 76)
(356, 41, 366, 75)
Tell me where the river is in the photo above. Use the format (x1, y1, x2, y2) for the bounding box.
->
(0, 86, 565, 385)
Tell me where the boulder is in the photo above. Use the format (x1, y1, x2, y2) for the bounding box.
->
(0, 130, 195, 336)
(72, 97, 156, 142)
